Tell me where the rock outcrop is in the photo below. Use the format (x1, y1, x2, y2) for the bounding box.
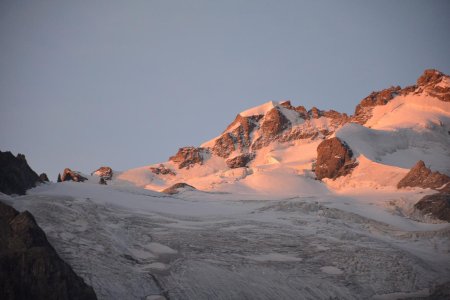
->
(0, 200, 97, 300)
(212, 114, 261, 158)
(226, 153, 255, 169)
(416, 69, 450, 102)
(39, 173, 49, 182)
(314, 137, 357, 180)
(414, 192, 450, 222)
(352, 86, 402, 125)
(60, 168, 87, 183)
(149, 164, 176, 176)
(209, 101, 350, 157)
(397, 161, 450, 189)
(352, 69, 450, 125)
(0, 151, 41, 195)
(92, 166, 113, 180)
(169, 147, 208, 169)
(161, 183, 196, 195)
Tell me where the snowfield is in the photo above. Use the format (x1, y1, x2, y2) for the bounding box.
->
(7, 180, 450, 300)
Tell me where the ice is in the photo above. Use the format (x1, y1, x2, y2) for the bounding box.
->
(7, 180, 450, 299)
(320, 266, 344, 275)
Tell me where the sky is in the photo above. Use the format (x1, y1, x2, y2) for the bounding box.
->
(1, 0, 449, 180)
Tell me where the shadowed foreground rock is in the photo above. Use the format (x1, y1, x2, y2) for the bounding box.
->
(427, 281, 450, 299)
(0, 200, 97, 300)
(162, 183, 196, 195)
(0, 151, 41, 195)
(397, 160, 450, 189)
(414, 192, 450, 222)
(314, 137, 357, 180)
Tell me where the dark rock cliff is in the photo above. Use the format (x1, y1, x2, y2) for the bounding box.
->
(0, 151, 41, 195)
(0, 200, 97, 300)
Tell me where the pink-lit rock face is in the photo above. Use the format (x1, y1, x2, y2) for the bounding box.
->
(169, 147, 209, 169)
(226, 152, 255, 169)
(397, 160, 450, 189)
(61, 168, 87, 182)
(314, 137, 357, 180)
(92, 166, 113, 180)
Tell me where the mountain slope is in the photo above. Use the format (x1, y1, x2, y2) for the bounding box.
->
(117, 69, 450, 195)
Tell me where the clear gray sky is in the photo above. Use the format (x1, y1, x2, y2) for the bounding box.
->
(1, 0, 449, 180)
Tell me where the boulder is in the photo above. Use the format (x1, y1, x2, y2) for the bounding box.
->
(0, 200, 97, 300)
(397, 161, 450, 189)
(315, 137, 357, 180)
(226, 153, 255, 169)
(60, 168, 87, 183)
(161, 183, 196, 195)
(0, 151, 40, 195)
(92, 166, 113, 180)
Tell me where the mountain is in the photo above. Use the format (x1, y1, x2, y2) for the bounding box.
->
(4, 69, 450, 299)
(117, 69, 450, 197)
(0, 151, 48, 195)
(0, 153, 97, 300)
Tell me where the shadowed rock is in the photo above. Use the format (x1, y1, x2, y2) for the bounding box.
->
(39, 173, 49, 182)
(427, 281, 450, 299)
(162, 183, 196, 195)
(397, 160, 450, 189)
(414, 192, 450, 222)
(315, 137, 357, 180)
(0, 200, 97, 300)
(0, 151, 40, 195)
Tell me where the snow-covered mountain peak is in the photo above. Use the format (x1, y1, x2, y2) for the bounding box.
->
(239, 100, 280, 117)
(117, 69, 449, 195)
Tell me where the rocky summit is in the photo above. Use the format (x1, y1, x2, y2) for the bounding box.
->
(397, 160, 450, 190)
(0, 151, 41, 195)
